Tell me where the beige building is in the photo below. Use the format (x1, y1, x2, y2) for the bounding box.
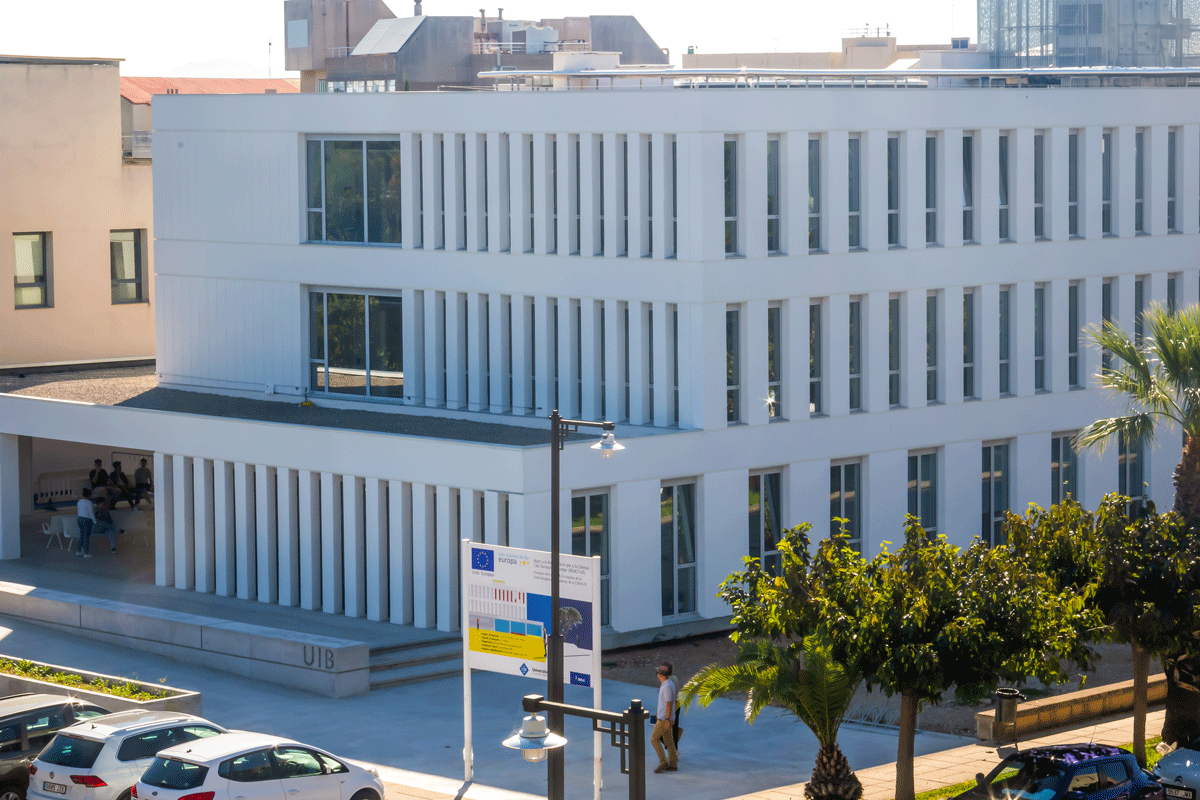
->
(2, 55, 155, 367)
(682, 35, 984, 70)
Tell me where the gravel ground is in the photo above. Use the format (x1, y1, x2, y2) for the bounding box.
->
(0, 365, 158, 405)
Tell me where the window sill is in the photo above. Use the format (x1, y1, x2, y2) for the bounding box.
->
(808, 249, 827, 255)
(890, 404, 906, 410)
(809, 412, 828, 419)
(926, 400, 944, 407)
(14, 305, 52, 310)
(111, 299, 148, 306)
(1070, 384, 1086, 391)
(768, 415, 788, 423)
(888, 244, 905, 251)
(925, 242, 942, 249)
(725, 253, 745, 260)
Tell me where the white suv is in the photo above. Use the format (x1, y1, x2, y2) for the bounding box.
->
(27, 711, 226, 800)
(133, 732, 384, 800)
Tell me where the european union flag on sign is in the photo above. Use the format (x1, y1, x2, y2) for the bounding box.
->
(471, 548, 494, 571)
(570, 672, 591, 687)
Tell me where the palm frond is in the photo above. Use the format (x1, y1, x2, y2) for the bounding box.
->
(1076, 413, 1159, 453)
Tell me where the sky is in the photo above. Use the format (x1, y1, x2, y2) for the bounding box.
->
(0, 0, 979, 78)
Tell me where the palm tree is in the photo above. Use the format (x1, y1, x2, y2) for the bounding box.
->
(1077, 304, 1200, 528)
(679, 636, 863, 800)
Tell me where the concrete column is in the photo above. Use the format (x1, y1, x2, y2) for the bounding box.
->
(902, 291, 925, 409)
(510, 133, 529, 254)
(940, 287, 962, 405)
(602, 133, 619, 258)
(784, 299, 808, 420)
(863, 130, 888, 252)
(400, 133, 419, 248)
(412, 483, 436, 628)
(864, 450, 906, 554)
(608, 479, 661, 633)
(448, 134, 466, 251)
(534, 296, 552, 415)
(343, 475, 366, 618)
(0, 435, 20, 561)
(297, 470, 321, 610)
(506, 492, 527, 549)
(255, 464, 278, 604)
(466, 133, 483, 253)
(787, 458, 828, 542)
(651, 132, 667, 259)
(1147, 125, 1169, 237)
(424, 290, 443, 407)
(580, 299, 599, 420)
(1012, 128, 1035, 244)
(193, 459, 215, 594)
(1013, 282, 1036, 398)
(865, 291, 890, 413)
(154, 453, 174, 587)
(604, 300, 622, 422)
(557, 296, 577, 417)
(1016, 432, 1052, 515)
(1080, 442, 1118, 511)
(942, 440, 979, 549)
(320, 471, 343, 614)
(825, 131, 849, 255)
(942, 129, 964, 248)
(233, 462, 256, 601)
(467, 292, 484, 412)
(978, 128, 1000, 247)
(16, 436, 31, 518)
(902, 131, 924, 249)
(627, 302, 648, 424)
(434, 486, 457, 631)
(277, 468, 299, 607)
(626, 133, 646, 258)
(1082, 276, 1104, 391)
(445, 292, 464, 409)
(557, 131, 573, 255)
(172, 456, 195, 590)
(652, 300, 672, 426)
(486, 132, 504, 253)
(532, 133, 550, 255)
(979, 284, 1001, 401)
(213, 460, 235, 597)
(1180, 125, 1200, 236)
(511, 295, 529, 415)
(1049, 279, 1070, 394)
(489, 292, 506, 413)
(1183, 270, 1200, 311)
(1080, 126, 1104, 240)
(826, 295, 850, 416)
(388, 480, 413, 625)
(483, 490, 502, 546)
(744, 132, 768, 259)
(1114, 126, 1136, 238)
(401, 288, 422, 404)
(362, 479, 386, 623)
(1046, 127, 1071, 242)
(422, 132, 439, 249)
(698, 470, 748, 619)
(579, 133, 598, 256)
(785, 131, 809, 256)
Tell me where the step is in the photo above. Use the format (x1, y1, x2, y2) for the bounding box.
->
(369, 655, 464, 690)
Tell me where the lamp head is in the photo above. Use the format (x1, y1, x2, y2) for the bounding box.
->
(502, 713, 567, 763)
(591, 430, 624, 458)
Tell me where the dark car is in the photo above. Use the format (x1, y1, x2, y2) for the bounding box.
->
(0, 694, 109, 800)
(953, 744, 1164, 800)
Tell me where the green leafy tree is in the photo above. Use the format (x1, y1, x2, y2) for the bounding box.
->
(815, 518, 1097, 800)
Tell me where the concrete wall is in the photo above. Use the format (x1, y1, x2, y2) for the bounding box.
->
(283, 0, 395, 73)
(588, 16, 668, 64)
(0, 60, 154, 365)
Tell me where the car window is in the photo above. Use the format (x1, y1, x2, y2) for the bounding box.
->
(118, 729, 177, 762)
(24, 709, 68, 749)
(143, 757, 209, 791)
(40, 734, 105, 768)
(314, 752, 348, 775)
(1068, 767, 1101, 794)
(986, 757, 1067, 800)
(178, 725, 223, 742)
(1097, 761, 1129, 790)
(222, 749, 276, 782)
(274, 747, 324, 779)
(0, 725, 19, 754)
(73, 707, 108, 722)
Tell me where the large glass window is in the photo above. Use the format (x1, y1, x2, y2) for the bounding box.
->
(925, 135, 938, 245)
(767, 303, 782, 418)
(887, 135, 901, 246)
(1069, 282, 1081, 388)
(767, 137, 781, 253)
(926, 293, 939, 403)
(1134, 129, 1146, 234)
(724, 138, 738, 255)
(1033, 132, 1046, 239)
(307, 139, 402, 245)
(749, 472, 782, 575)
(848, 135, 862, 249)
(981, 442, 1010, 546)
(309, 291, 403, 400)
(572, 492, 610, 626)
(1051, 433, 1079, 505)
(963, 289, 977, 399)
(1168, 129, 1179, 232)
(1119, 432, 1145, 516)
(830, 461, 862, 552)
(998, 134, 1011, 241)
(889, 296, 901, 407)
(1068, 131, 1080, 237)
(1101, 130, 1113, 235)
(1034, 284, 1046, 391)
(907, 450, 938, 538)
(999, 288, 1012, 395)
(849, 297, 862, 412)
(1102, 278, 1114, 371)
(808, 136, 822, 251)
(962, 133, 975, 244)
(726, 306, 740, 423)
(660, 483, 696, 617)
(13, 232, 49, 309)
(810, 301, 823, 415)
(1135, 276, 1146, 348)
(109, 230, 144, 304)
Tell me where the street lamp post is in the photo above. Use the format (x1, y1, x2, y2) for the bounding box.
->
(546, 410, 622, 800)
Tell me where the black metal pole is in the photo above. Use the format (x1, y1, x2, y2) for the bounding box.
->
(547, 410, 565, 800)
(627, 699, 646, 800)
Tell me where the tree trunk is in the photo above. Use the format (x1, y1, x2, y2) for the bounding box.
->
(895, 692, 919, 800)
(1133, 644, 1149, 766)
(804, 742, 863, 800)
(1173, 437, 1200, 531)
(1162, 653, 1200, 746)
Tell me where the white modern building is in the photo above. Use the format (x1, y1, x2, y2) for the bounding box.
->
(3, 68, 1199, 645)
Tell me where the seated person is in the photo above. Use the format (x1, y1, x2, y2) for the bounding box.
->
(88, 459, 109, 491)
(133, 458, 153, 508)
(92, 497, 122, 553)
(108, 461, 135, 508)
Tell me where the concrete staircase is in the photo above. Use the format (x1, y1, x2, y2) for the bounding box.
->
(369, 635, 462, 690)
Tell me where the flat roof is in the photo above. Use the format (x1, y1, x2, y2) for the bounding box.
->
(0, 54, 122, 66)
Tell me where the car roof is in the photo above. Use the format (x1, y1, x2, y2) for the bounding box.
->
(1018, 744, 1126, 764)
(0, 694, 100, 718)
(57, 711, 219, 741)
(155, 732, 301, 764)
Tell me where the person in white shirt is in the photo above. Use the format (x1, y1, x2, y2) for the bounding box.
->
(75, 488, 96, 558)
(651, 662, 679, 773)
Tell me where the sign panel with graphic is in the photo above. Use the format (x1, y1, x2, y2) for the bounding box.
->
(462, 542, 599, 687)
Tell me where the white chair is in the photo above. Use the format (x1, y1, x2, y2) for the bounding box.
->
(40, 522, 63, 550)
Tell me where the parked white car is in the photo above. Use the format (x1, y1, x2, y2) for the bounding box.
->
(1155, 744, 1200, 799)
(131, 732, 384, 800)
(27, 710, 226, 800)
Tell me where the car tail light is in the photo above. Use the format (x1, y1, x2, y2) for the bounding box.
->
(69, 775, 109, 787)
(130, 787, 138, 799)
(27, 764, 37, 776)
(177, 793, 215, 800)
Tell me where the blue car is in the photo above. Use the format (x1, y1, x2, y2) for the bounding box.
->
(953, 744, 1165, 800)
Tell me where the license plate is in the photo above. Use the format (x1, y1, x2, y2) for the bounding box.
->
(42, 782, 67, 795)
(1165, 785, 1195, 800)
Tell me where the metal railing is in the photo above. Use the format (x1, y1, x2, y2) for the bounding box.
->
(327, 46, 353, 58)
(472, 39, 589, 55)
(122, 131, 152, 159)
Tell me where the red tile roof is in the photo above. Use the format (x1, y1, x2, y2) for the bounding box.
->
(119, 77, 300, 105)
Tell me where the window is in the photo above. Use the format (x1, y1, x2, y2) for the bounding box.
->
(907, 451, 938, 538)
(981, 442, 1010, 546)
(1034, 284, 1046, 391)
(962, 133, 976, 243)
(1102, 278, 1114, 371)
(275, 747, 325, 779)
(13, 232, 50, 308)
(1118, 432, 1145, 516)
(549, 136, 558, 254)
(808, 136, 822, 251)
(767, 136, 781, 253)
(889, 296, 901, 407)
(749, 472, 782, 574)
(306, 139, 403, 245)
(963, 290, 977, 399)
(527, 137, 536, 252)
(1134, 276, 1145, 348)
(109, 230, 144, 303)
(926, 293, 939, 403)
(726, 306, 740, 423)
(660, 482, 696, 617)
(998, 134, 1011, 241)
(1069, 282, 1081, 388)
(222, 749, 275, 782)
(1134, 129, 1146, 234)
(724, 138, 738, 255)
(309, 291, 403, 400)
(887, 134, 901, 246)
(849, 297, 863, 412)
(1051, 433, 1079, 504)
(1101, 130, 1113, 235)
(670, 137, 679, 257)
(1169, 273, 1179, 314)
(572, 492, 610, 626)
(767, 303, 782, 418)
(571, 136, 580, 254)
(810, 301, 823, 415)
(1068, 131, 1080, 237)
(620, 137, 629, 256)
(830, 461, 862, 551)
(598, 138, 606, 254)
(1168, 129, 1179, 232)
(999, 288, 1012, 395)
(848, 135, 863, 249)
(925, 134, 938, 245)
(1033, 132, 1046, 239)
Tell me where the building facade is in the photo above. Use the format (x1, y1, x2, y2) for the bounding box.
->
(4, 73, 1199, 643)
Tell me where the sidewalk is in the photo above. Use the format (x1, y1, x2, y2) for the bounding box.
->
(732, 707, 1166, 800)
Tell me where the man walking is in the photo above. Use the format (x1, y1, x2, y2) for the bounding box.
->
(75, 488, 95, 558)
(651, 662, 678, 774)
